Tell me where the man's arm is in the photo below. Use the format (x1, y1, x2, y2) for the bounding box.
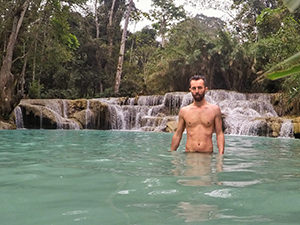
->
(170, 109, 186, 151)
(215, 106, 225, 154)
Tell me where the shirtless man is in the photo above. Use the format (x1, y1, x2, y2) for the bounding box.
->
(170, 75, 225, 154)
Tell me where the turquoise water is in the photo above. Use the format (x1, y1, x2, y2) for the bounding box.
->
(1, 130, 300, 225)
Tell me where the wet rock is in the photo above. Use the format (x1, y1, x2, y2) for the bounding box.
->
(68, 99, 87, 114)
(16, 99, 110, 130)
(164, 120, 178, 133)
(19, 103, 55, 129)
(266, 117, 283, 138)
(271, 93, 300, 116)
(292, 117, 300, 138)
(0, 120, 15, 129)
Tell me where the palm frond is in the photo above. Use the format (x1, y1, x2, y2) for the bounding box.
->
(266, 64, 300, 80)
(263, 52, 300, 80)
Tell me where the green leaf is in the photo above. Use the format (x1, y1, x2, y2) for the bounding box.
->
(266, 64, 300, 80)
(264, 51, 300, 80)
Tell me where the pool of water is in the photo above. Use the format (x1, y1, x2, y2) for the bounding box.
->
(1, 130, 300, 225)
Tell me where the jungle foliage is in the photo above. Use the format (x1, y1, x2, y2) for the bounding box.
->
(0, 0, 300, 119)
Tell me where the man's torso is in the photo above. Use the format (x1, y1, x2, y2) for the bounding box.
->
(181, 103, 217, 153)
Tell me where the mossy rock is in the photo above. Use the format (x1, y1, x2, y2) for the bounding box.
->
(0, 120, 15, 129)
(164, 121, 178, 133)
(292, 117, 300, 136)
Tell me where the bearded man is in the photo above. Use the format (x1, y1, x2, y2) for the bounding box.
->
(170, 75, 225, 154)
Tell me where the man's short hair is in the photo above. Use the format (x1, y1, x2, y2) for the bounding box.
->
(189, 75, 206, 87)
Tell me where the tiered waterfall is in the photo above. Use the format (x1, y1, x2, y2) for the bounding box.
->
(14, 90, 295, 138)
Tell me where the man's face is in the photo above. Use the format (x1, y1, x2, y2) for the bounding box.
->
(189, 79, 207, 102)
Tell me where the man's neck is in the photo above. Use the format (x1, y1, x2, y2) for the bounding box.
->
(193, 99, 207, 107)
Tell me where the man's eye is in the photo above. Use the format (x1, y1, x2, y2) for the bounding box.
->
(191, 86, 201, 90)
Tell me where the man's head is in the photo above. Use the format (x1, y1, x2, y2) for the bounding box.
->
(189, 75, 207, 102)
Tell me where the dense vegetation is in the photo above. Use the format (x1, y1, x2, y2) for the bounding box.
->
(0, 0, 300, 120)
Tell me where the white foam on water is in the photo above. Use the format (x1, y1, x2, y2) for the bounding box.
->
(204, 189, 232, 198)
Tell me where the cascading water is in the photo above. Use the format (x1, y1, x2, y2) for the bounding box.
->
(60, 100, 80, 129)
(279, 120, 294, 138)
(14, 106, 24, 129)
(39, 108, 43, 129)
(204, 90, 278, 136)
(62, 100, 68, 118)
(97, 90, 293, 137)
(15, 99, 80, 129)
(85, 100, 91, 129)
(94, 93, 183, 131)
(13, 90, 295, 137)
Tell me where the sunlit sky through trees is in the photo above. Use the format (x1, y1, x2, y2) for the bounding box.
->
(85, 0, 233, 32)
(131, 0, 232, 31)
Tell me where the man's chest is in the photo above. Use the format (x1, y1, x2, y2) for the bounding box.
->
(184, 108, 215, 128)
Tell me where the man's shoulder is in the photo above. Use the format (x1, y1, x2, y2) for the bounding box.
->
(208, 103, 222, 115)
(204, 101, 218, 108)
(180, 104, 193, 112)
(208, 103, 220, 109)
(178, 104, 192, 117)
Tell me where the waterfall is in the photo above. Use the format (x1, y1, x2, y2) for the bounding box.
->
(85, 100, 91, 129)
(15, 90, 294, 137)
(60, 100, 80, 129)
(206, 90, 278, 136)
(97, 90, 293, 137)
(40, 108, 43, 129)
(163, 92, 186, 115)
(16, 99, 81, 130)
(50, 108, 63, 129)
(95, 93, 177, 131)
(45, 100, 79, 129)
(95, 92, 186, 131)
(14, 106, 24, 129)
(279, 120, 294, 138)
(62, 100, 68, 118)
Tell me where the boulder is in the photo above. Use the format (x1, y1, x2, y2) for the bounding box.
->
(292, 117, 300, 138)
(70, 110, 86, 129)
(0, 120, 15, 129)
(19, 103, 60, 129)
(16, 99, 110, 130)
(68, 99, 87, 114)
(271, 93, 300, 116)
(265, 117, 283, 138)
(164, 120, 178, 133)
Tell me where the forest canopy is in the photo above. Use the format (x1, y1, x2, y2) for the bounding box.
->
(0, 0, 300, 119)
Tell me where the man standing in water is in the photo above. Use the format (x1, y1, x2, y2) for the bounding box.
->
(170, 75, 225, 154)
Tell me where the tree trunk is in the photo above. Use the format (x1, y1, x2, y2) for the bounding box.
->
(94, 0, 103, 93)
(32, 38, 37, 82)
(19, 53, 28, 97)
(108, 0, 117, 57)
(160, 16, 167, 48)
(0, 0, 30, 120)
(94, 0, 100, 39)
(114, 0, 133, 94)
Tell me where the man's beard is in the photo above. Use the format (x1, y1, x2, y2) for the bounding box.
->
(192, 92, 205, 102)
